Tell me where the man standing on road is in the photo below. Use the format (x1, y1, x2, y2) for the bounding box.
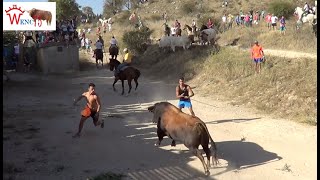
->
(73, 83, 104, 138)
(176, 77, 195, 116)
(251, 40, 265, 74)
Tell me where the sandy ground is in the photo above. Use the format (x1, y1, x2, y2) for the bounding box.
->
(228, 46, 317, 59)
(3, 56, 317, 180)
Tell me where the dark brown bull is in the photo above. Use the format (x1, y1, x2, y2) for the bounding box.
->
(147, 102, 219, 176)
(28, 8, 52, 25)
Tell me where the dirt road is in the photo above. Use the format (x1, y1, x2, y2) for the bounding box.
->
(228, 45, 317, 59)
(3, 59, 316, 180)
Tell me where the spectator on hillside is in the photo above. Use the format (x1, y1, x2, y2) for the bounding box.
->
(265, 13, 272, 30)
(107, 17, 112, 31)
(244, 14, 250, 27)
(271, 14, 278, 30)
(227, 14, 233, 29)
(162, 12, 168, 23)
(96, 26, 101, 35)
(85, 38, 92, 53)
(191, 19, 197, 30)
(221, 14, 227, 32)
(81, 38, 85, 50)
(207, 18, 214, 28)
(253, 12, 259, 25)
(174, 20, 181, 29)
(260, 10, 265, 20)
(279, 16, 286, 35)
(235, 14, 241, 26)
(304, 2, 310, 15)
(249, 12, 253, 27)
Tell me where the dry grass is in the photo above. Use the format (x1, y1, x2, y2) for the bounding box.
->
(79, 0, 317, 125)
(193, 47, 316, 125)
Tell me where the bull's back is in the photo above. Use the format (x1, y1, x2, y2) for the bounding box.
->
(161, 110, 200, 131)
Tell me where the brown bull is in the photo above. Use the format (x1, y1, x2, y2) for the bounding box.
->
(28, 8, 52, 25)
(147, 102, 219, 176)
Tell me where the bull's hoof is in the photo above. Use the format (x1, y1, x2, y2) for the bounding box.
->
(204, 171, 210, 176)
(171, 142, 176, 147)
(154, 141, 160, 146)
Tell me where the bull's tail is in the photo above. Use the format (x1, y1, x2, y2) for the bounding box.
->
(197, 121, 219, 166)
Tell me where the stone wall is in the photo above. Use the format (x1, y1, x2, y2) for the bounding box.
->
(36, 44, 79, 74)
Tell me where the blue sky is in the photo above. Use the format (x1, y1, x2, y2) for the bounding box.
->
(3, 0, 105, 14)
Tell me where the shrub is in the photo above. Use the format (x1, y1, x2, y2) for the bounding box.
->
(149, 14, 162, 22)
(268, 0, 295, 19)
(122, 27, 154, 54)
(181, 1, 197, 15)
(116, 10, 131, 25)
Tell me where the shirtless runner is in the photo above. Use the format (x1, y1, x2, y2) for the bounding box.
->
(73, 83, 104, 138)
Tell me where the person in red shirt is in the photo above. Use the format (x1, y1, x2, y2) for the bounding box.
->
(251, 40, 265, 74)
(207, 18, 213, 28)
(265, 13, 272, 30)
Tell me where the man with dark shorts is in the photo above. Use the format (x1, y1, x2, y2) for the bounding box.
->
(73, 83, 104, 138)
(176, 77, 195, 116)
(251, 40, 265, 74)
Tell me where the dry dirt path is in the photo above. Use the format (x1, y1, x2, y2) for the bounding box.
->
(228, 45, 317, 59)
(3, 58, 316, 180)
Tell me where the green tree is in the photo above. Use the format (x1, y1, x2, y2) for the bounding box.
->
(103, 0, 124, 17)
(82, 6, 94, 17)
(49, 0, 81, 20)
(268, 0, 295, 19)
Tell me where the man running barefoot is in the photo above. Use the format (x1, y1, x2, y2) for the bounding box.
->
(73, 83, 104, 138)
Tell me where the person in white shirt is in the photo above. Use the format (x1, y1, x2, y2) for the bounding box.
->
(85, 38, 91, 53)
(271, 14, 278, 30)
(107, 18, 112, 31)
(81, 38, 85, 50)
(304, 2, 310, 14)
(93, 39, 104, 67)
(191, 19, 197, 33)
(222, 14, 227, 32)
(109, 36, 118, 48)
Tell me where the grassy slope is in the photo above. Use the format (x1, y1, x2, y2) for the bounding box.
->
(83, 0, 317, 125)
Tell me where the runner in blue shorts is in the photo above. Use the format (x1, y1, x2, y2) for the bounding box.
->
(176, 77, 195, 116)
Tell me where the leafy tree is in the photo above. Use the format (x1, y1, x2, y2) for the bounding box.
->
(268, 0, 295, 19)
(103, 0, 124, 17)
(48, 0, 81, 20)
(82, 6, 94, 17)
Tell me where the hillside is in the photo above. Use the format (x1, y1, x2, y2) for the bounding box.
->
(81, 0, 317, 125)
